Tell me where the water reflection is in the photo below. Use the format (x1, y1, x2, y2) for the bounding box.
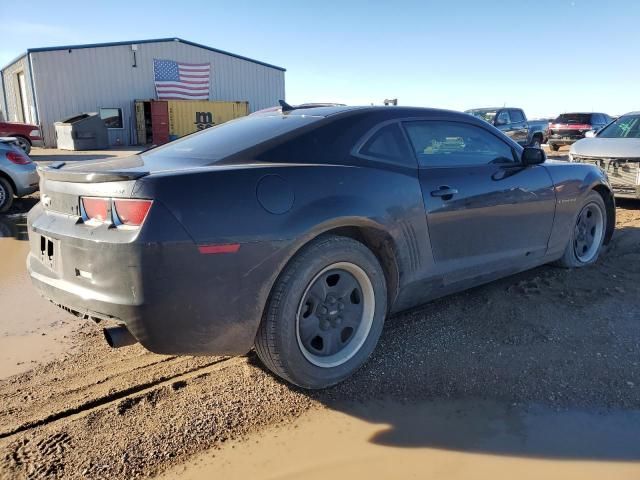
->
(0, 214, 28, 240)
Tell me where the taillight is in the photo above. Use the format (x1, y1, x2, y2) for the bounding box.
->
(81, 197, 109, 222)
(6, 150, 32, 165)
(113, 199, 152, 226)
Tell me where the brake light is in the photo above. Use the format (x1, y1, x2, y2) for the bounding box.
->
(6, 150, 32, 165)
(81, 197, 109, 222)
(113, 199, 153, 226)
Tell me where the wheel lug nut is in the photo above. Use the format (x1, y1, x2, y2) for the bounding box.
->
(338, 303, 344, 310)
(335, 316, 342, 326)
(321, 320, 331, 330)
(319, 306, 328, 315)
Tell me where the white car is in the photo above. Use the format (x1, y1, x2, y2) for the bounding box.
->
(570, 112, 640, 199)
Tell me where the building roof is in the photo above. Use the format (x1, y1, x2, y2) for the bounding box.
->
(1, 37, 285, 72)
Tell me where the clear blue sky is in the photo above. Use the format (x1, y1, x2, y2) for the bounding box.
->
(2, 0, 637, 117)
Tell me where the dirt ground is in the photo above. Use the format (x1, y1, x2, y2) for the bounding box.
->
(0, 146, 639, 479)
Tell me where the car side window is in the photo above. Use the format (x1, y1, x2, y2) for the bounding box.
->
(495, 110, 510, 125)
(403, 121, 517, 168)
(357, 123, 414, 166)
(509, 109, 525, 123)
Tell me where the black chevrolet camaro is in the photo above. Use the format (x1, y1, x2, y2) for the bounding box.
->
(27, 105, 615, 388)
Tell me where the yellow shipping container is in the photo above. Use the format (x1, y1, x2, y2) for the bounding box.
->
(167, 100, 249, 138)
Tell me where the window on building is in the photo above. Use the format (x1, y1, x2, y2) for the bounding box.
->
(100, 108, 123, 129)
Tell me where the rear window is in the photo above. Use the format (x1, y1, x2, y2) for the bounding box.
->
(141, 115, 321, 164)
(553, 113, 592, 125)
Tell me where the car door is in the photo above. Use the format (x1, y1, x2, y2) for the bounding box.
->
(403, 119, 556, 282)
(509, 109, 529, 145)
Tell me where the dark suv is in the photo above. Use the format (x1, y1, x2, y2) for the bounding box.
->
(548, 113, 612, 151)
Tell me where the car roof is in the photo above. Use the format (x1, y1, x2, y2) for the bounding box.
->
(256, 105, 472, 120)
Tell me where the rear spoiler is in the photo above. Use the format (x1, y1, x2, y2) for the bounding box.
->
(38, 165, 149, 183)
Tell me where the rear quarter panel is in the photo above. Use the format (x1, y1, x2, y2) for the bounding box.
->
(132, 161, 428, 354)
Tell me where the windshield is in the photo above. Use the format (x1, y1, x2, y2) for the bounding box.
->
(553, 113, 592, 124)
(597, 115, 640, 139)
(466, 110, 497, 123)
(141, 114, 321, 164)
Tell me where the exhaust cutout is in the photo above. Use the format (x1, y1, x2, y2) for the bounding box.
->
(103, 326, 137, 348)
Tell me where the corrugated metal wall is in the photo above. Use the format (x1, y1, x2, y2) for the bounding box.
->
(29, 41, 285, 147)
(1, 55, 36, 124)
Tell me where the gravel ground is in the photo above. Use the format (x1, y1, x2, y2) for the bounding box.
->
(0, 201, 638, 479)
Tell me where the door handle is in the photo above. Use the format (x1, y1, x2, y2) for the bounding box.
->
(431, 186, 458, 198)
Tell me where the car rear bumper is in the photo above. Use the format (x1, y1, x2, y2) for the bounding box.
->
(7, 162, 39, 196)
(26, 202, 289, 356)
(548, 138, 580, 146)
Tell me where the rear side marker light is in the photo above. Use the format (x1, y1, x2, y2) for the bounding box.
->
(81, 197, 109, 222)
(198, 244, 240, 254)
(113, 199, 153, 226)
(6, 151, 32, 165)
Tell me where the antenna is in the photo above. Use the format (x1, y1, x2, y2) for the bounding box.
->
(278, 100, 295, 112)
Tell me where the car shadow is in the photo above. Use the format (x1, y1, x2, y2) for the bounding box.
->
(0, 213, 29, 240)
(249, 214, 640, 462)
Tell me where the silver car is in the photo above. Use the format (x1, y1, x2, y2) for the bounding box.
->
(0, 138, 39, 212)
(570, 112, 640, 199)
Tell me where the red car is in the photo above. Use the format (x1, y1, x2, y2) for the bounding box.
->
(0, 121, 43, 154)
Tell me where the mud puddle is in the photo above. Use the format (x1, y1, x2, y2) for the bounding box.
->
(163, 399, 640, 480)
(0, 219, 76, 378)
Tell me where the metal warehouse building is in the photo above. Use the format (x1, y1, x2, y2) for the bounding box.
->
(0, 37, 286, 147)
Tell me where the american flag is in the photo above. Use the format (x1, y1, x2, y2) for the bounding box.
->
(153, 59, 211, 100)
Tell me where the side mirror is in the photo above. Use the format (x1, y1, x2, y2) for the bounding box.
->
(522, 146, 546, 165)
(584, 130, 596, 138)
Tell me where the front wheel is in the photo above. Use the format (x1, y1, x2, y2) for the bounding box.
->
(530, 136, 542, 149)
(555, 191, 607, 268)
(255, 235, 387, 389)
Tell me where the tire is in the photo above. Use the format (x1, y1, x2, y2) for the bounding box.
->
(0, 177, 14, 213)
(555, 191, 606, 268)
(255, 235, 387, 389)
(14, 137, 31, 154)
(549, 143, 560, 152)
(530, 135, 542, 149)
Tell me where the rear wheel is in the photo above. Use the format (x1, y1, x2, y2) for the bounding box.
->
(556, 191, 606, 268)
(255, 235, 387, 389)
(0, 177, 14, 213)
(14, 137, 31, 154)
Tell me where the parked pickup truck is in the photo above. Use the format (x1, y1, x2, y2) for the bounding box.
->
(465, 108, 548, 147)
